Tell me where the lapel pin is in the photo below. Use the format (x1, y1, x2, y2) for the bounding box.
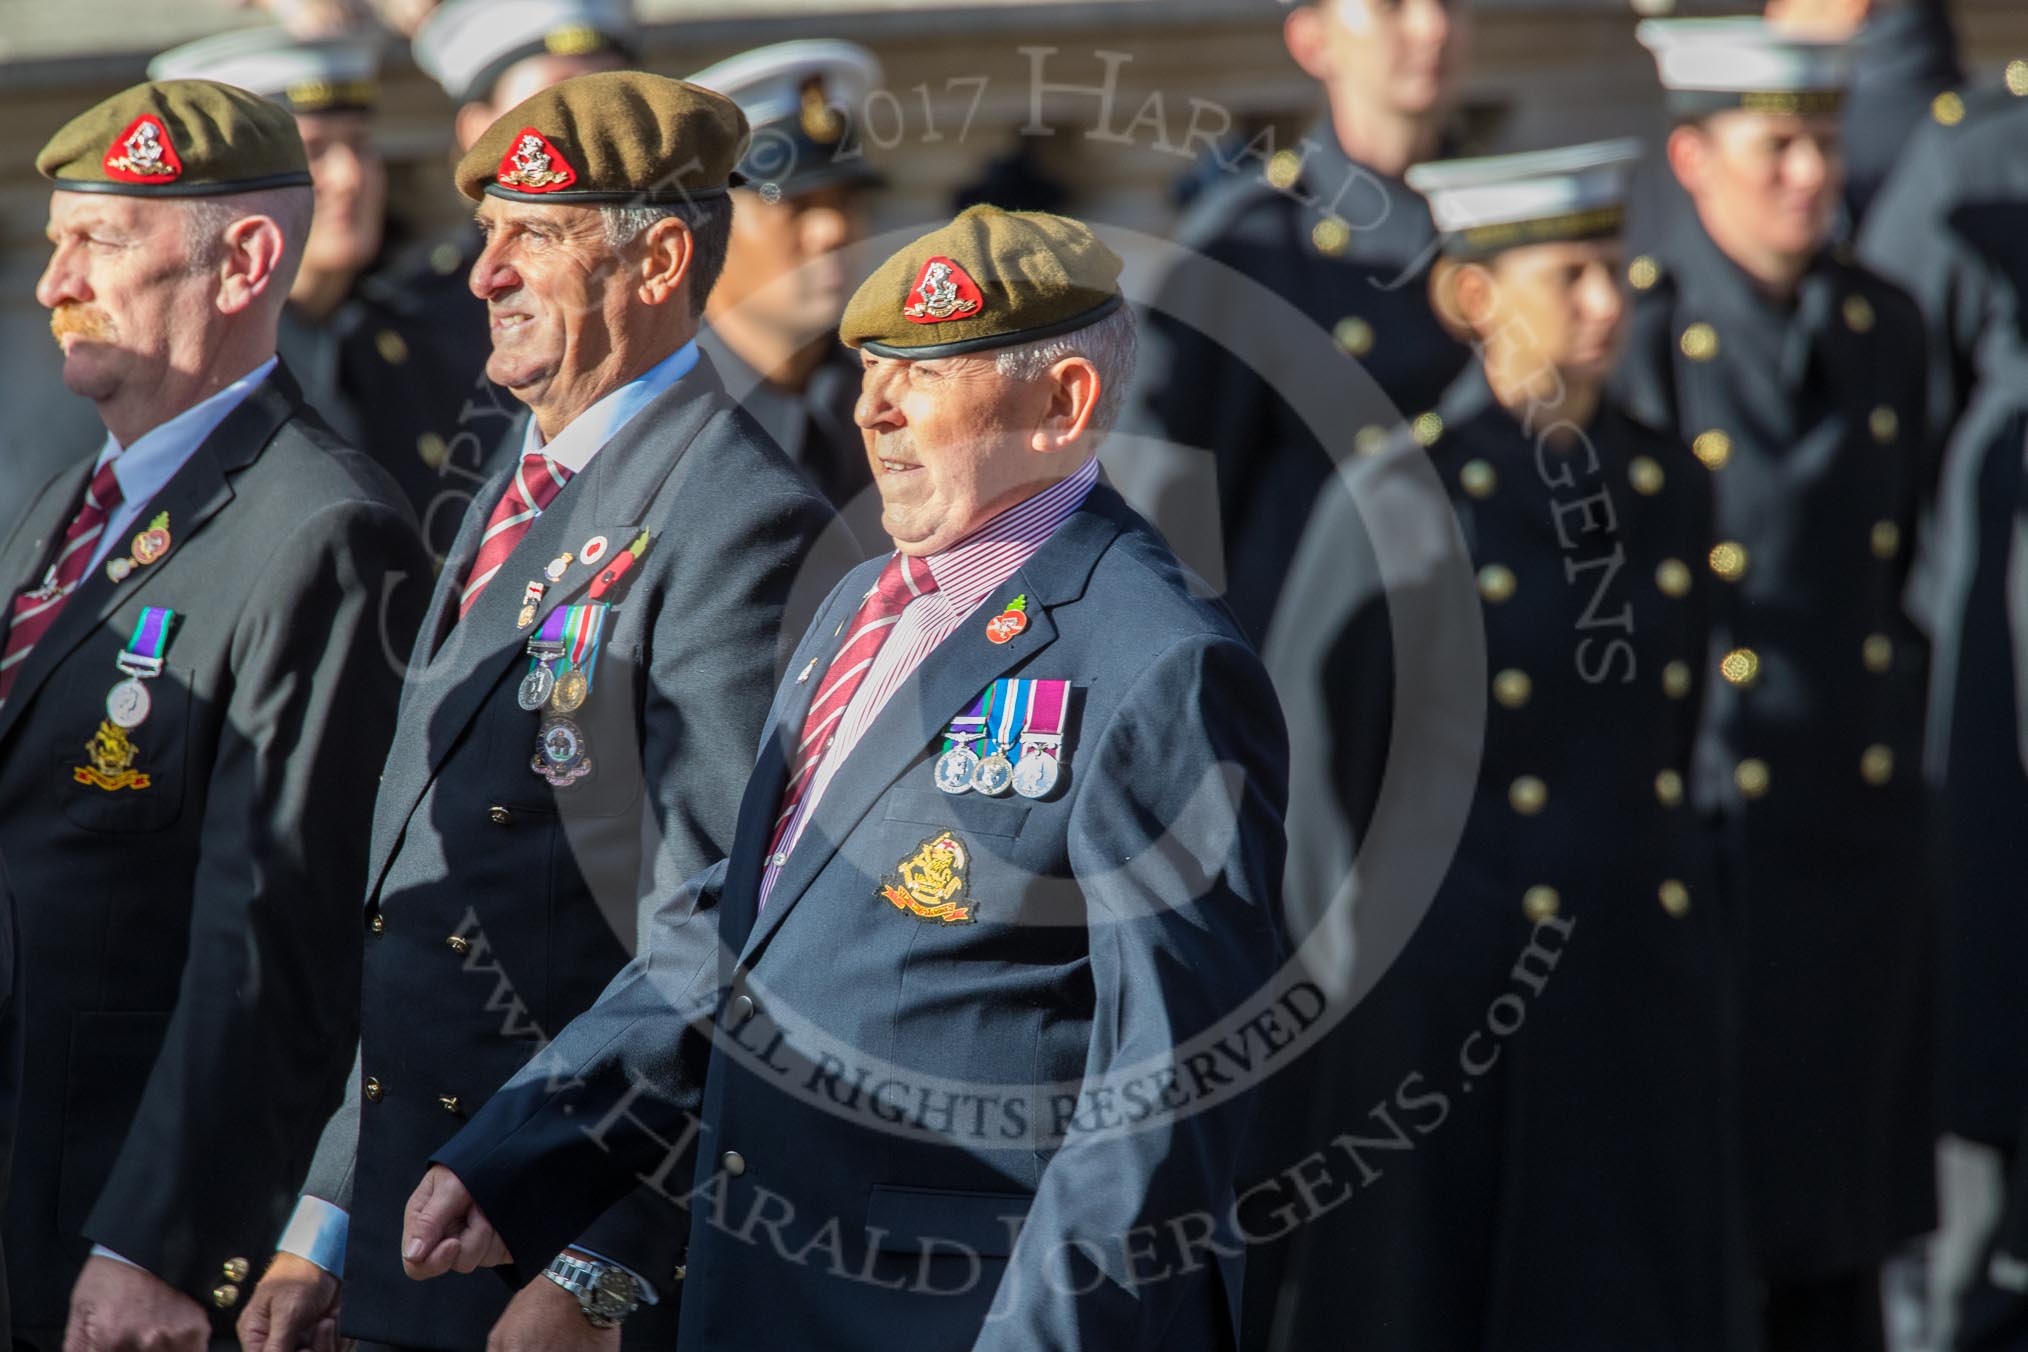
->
(985, 594, 1029, 645)
(579, 535, 610, 567)
(130, 511, 171, 567)
(543, 552, 573, 583)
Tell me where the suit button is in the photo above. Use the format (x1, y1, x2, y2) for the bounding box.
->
(364, 1076, 384, 1103)
(211, 1283, 241, 1309)
(447, 935, 471, 954)
(368, 912, 385, 935)
(672, 1265, 687, 1282)
(731, 995, 756, 1024)
(1735, 758, 1772, 800)
(721, 1150, 747, 1177)
(488, 805, 513, 826)
(1658, 880, 1691, 918)
(1522, 887, 1560, 923)
(221, 1257, 250, 1283)
(439, 1094, 462, 1115)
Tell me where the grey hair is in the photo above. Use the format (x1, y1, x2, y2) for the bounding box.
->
(598, 195, 735, 318)
(991, 303, 1139, 439)
(179, 185, 313, 293)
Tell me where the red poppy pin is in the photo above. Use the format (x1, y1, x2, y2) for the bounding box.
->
(902, 255, 985, 324)
(985, 594, 1028, 644)
(103, 114, 182, 185)
(496, 128, 577, 192)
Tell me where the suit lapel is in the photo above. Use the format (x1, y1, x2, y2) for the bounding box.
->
(737, 494, 1126, 963)
(0, 370, 296, 749)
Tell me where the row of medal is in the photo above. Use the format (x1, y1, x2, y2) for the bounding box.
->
(520, 601, 606, 787)
(933, 678, 1071, 800)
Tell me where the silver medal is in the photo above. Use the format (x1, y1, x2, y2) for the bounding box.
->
(1012, 749, 1059, 799)
(105, 677, 152, 729)
(517, 665, 556, 711)
(971, 751, 1014, 797)
(934, 744, 980, 794)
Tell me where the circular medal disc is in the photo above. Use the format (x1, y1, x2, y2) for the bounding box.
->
(550, 668, 589, 714)
(517, 666, 556, 711)
(541, 718, 585, 768)
(106, 678, 152, 729)
(971, 752, 1014, 797)
(935, 745, 981, 795)
(106, 558, 134, 584)
(1012, 751, 1059, 799)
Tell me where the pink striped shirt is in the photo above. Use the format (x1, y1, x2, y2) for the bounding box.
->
(758, 456, 1100, 906)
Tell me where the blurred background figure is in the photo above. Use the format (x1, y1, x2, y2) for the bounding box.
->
(149, 26, 501, 567)
(1254, 139, 1743, 1352)
(1618, 20, 1936, 1351)
(690, 38, 885, 550)
(1127, 0, 1472, 644)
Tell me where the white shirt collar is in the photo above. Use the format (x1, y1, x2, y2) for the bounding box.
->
(519, 339, 700, 474)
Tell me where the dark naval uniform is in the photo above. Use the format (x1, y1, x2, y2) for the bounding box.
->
(1614, 216, 1937, 1293)
(1252, 366, 1738, 1351)
(1131, 123, 1470, 643)
(1840, 0, 1962, 227)
(0, 365, 431, 1340)
(280, 224, 510, 563)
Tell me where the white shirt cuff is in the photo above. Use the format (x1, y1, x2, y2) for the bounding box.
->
(90, 1244, 146, 1271)
(278, 1195, 349, 1278)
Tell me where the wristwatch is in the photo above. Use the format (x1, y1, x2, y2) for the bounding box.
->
(542, 1251, 643, 1328)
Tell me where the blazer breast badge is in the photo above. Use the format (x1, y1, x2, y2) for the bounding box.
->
(881, 831, 976, 925)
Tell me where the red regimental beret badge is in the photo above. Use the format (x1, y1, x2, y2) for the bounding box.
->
(103, 114, 182, 184)
(497, 128, 577, 192)
(902, 255, 984, 324)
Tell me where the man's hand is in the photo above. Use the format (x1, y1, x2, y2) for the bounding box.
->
(62, 1255, 210, 1352)
(402, 1164, 513, 1277)
(237, 1252, 343, 1352)
(486, 1269, 620, 1352)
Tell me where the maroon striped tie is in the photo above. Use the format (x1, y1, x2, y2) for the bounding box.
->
(459, 453, 572, 619)
(0, 461, 124, 709)
(767, 553, 937, 855)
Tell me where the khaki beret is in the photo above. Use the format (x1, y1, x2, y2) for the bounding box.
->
(456, 70, 748, 206)
(37, 79, 310, 198)
(840, 204, 1124, 360)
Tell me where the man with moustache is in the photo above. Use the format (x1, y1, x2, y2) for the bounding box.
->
(1618, 21, 1935, 1350)
(395, 204, 1290, 1352)
(1129, 0, 1471, 643)
(236, 71, 847, 1352)
(692, 40, 886, 547)
(0, 79, 430, 1351)
(148, 27, 499, 567)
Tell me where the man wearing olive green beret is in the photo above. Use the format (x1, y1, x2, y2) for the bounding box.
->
(402, 203, 1290, 1352)
(0, 78, 432, 1352)
(240, 69, 849, 1352)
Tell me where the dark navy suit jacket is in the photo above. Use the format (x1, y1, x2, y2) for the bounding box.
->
(435, 482, 1289, 1351)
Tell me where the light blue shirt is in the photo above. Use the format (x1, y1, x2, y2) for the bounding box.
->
(273, 340, 702, 1301)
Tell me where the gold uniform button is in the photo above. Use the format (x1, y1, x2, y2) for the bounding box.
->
(1708, 541, 1749, 582)
(447, 934, 471, 955)
(417, 433, 450, 469)
(1680, 323, 1719, 362)
(672, 1265, 688, 1283)
(1266, 148, 1303, 190)
(1412, 411, 1445, 447)
(1354, 424, 1391, 457)
(1628, 255, 1660, 291)
(364, 1076, 384, 1103)
(1522, 886, 1561, 923)
(1509, 776, 1548, 816)
(368, 912, 384, 935)
(440, 1094, 462, 1115)
(1842, 295, 1875, 334)
(1312, 217, 1351, 256)
(222, 1257, 251, 1284)
(1334, 316, 1375, 357)
(1628, 456, 1665, 495)
(488, 805, 513, 826)
(1460, 459, 1497, 498)
(1692, 429, 1733, 471)
(1861, 743, 1895, 786)
(1656, 559, 1692, 598)
(721, 1150, 747, 1177)
(1871, 520, 1901, 559)
(1477, 564, 1516, 604)
(1655, 769, 1685, 807)
(1870, 405, 1900, 444)
(212, 1283, 241, 1310)
(1720, 647, 1761, 687)
(1492, 669, 1532, 709)
(1658, 879, 1691, 918)
(430, 240, 463, 275)
(1863, 633, 1895, 673)
(1735, 758, 1772, 800)
(374, 329, 409, 365)
(1663, 660, 1693, 699)
(1933, 90, 1967, 126)
(2010, 59, 2028, 98)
